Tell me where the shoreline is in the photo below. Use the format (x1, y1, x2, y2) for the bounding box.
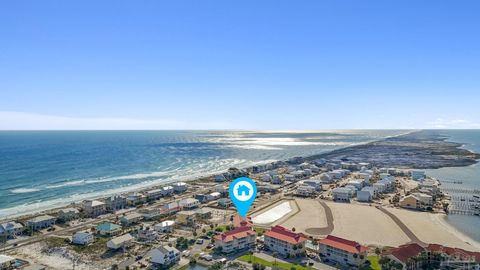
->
(435, 214, 480, 251)
(2, 130, 479, 222)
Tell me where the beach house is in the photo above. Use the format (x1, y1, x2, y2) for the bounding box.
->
(155, 220, 175, 233)
(107, 233, 134, 250)
(319, 235, 368, 267)
(57, 208, 80, 222)
(137, 226, 157, 242)
(126, 193, 147, 206)
(72, 231, 94, 245)
(139, 208, 162, 220)
(145, 189, 163, 201)
(264, 226, 307, 257)
(218, 198, 232, 208)
(301, 179, 323, 191)
(179, 198, 200, 209)
(399, 193, 433, 210)
(0, 255, 15, 270)
(82, 200, 106, 217)
(149, 245, 181, 267)
(214, 225, 256, 253)
(104, 195, 127, 212)
(176, 210, 197, 226)
(173, 182, 187, 193)
(332, 187, 353, 202)
(96, 222, 122, 236)
(161, 186, 174, 196)
(296, 184, 317, 197)
(0, 221, 24, 239)
(357, 187, 376, 202)
(26, 215, 56, 231)
(120, 212, 143, 226)
(161, 201, 181, 215)
(195, 208, 212, 220)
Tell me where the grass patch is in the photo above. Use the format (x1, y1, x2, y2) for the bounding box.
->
(72, 237, 109, 254)
(45, 236, 69, 248)
(360, 256, 381, 270)
(238, 255, 310, 270)
(253, 227, 265, 235)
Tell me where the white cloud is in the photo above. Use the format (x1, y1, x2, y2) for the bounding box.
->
(426, 118, 480, 129)
(0, 111, 235, 130)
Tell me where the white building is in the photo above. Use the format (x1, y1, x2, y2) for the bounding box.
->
(161, 186, 174, 196)
(179, 198, 200, 209)
(104, 195, 127, 212)
(296, 184, 317, 197)
(26, 215, 56, 231)
(145, 189, 163, 201)
(357, 187, 375, 202)
(332, 187, 352, 202)
(0, 221, 24, 239)
(173, 182, 187, 193)
(107, 233, 134, 250)
(347, 179, 365, 190)
(140, 208, 162, 220)
(301, 179, 323, 191)
(72, 231, 94, 245)
(149, 246, 181, 267)
(155, 220, 175, 233)
(207, 192, 221, 201)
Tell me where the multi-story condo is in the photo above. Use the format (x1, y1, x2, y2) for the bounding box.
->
(104, 195, 127, 212)
(149, 246, 181, 267)
(264, 225, 307, 257)
(214, 225, 256, 253)
(319, 235, 368, 267)
(82, 200, 106, 217)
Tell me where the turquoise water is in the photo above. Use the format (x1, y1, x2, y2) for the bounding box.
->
(0, 130, 402, 218)
(426, 130, 480, 242)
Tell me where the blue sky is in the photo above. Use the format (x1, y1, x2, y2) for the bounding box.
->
(1, 0, 479, 129)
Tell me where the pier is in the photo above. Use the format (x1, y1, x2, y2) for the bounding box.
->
(441, 187, 480, 195)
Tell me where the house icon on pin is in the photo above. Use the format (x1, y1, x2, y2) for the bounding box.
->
(237, 184, 250, 196)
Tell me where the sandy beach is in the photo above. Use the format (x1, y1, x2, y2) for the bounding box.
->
(385, 207, 480, 251)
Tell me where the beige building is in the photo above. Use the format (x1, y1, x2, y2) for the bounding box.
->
(82, 200, 106, 217)
(264, 226, 307, 257)
(214, 226, 256, 253)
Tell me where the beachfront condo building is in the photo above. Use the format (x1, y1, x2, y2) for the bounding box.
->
(82, 200, 106, 217)
(264, 225, 307, 257)
(214, 225, 256, 254)
(319, 235, 368, 267)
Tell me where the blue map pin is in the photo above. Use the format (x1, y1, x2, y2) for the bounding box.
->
(229, 177, 257, 218)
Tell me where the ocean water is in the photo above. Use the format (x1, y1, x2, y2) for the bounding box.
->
(425, 130, 480, 242)
(0, 130, 403, 218)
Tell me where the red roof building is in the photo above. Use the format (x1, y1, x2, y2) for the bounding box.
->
(232, 214, 253, 228)
(319, 235, 368, 267)
(214, 225, 256, 253)
(264, 226, 307, 257)
(384, 243, 480, 269)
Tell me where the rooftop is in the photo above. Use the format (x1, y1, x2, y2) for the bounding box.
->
(264, 225, 307, 244)
(214, 226, 255, 242)
(319, 235, 368, 254)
